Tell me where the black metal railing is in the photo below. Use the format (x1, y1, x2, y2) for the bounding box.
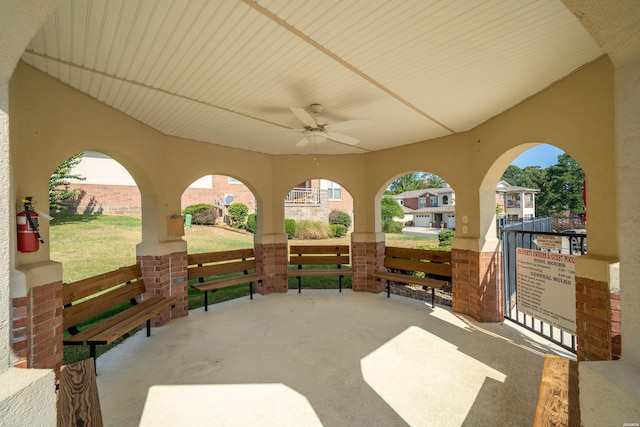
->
(500, 227, 586, 353)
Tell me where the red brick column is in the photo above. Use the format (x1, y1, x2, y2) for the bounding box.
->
(10, 281, 63, 370)
(138, 251, 188, 326)
(255, 242, 288, 294)
(351, 240, 385, 292)
(452, 249, 503, 322)
(576, 276, 621, 361)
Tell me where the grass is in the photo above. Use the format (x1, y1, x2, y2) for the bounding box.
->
(51, 215, 437, 363)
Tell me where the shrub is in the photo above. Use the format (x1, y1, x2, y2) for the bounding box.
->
(294, 220, 333, 239)
(183, 204, 218, 225)
(227, 202, 249, 228)
(438, 230, 455, 248)
(329, 210, 352, 229)
(382, 218, 403, 233)
(246, 213, 257, 234)
(285, 219, 297, 239)
(330, 224, 347, 237)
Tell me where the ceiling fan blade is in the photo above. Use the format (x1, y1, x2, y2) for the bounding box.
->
(327, 132, 359, 145)
(296, 136, 310, 147)
(325, 119, 373, 132)
(290, 107, 317, 128)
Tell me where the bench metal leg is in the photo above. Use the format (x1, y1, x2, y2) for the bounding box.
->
(298, 276, 302, 293)
(146, 319, 151, 337)
(431, 287, 435, 308)
(387, 280, 391, 298)
(90, 344, 97, 373)
(204, 291, 209, 311)
(250, 282, 254, 300)
(339, 275, 343, 293)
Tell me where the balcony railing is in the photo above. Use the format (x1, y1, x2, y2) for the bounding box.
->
(285, 188, 321, 205)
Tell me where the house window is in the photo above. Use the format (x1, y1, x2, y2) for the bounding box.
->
(228, 176, 242, 184)
(442, 195, 449, 205)
(500, 194, 505, 200)
(418, 198, 427, 209)
(430, 197, 437, 207)
(321, 180, 342, 200)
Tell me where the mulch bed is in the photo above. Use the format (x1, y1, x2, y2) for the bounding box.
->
(388, 282, 452, 307)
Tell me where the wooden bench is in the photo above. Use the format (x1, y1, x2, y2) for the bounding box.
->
(533, 353, 580, 426)
(288, 245, 352, 293)
(187, 248, 264, 311)
(63, 264, 177, 370)
(369, 246, 451, 308)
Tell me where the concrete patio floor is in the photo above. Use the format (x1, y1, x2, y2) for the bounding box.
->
(96, 290, 572, 426)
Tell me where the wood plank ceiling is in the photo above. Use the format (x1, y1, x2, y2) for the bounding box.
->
(22, 0, 603, 155)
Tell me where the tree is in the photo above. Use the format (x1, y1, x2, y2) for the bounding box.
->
(387, 172, 428, 194)
(49, 152, 85, 210)
(386, 172, 443, 194)
(381, 195, 404, 233)
(537, 154, 585, 217)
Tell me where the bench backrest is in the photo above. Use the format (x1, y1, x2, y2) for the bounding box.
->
(63, 264, 145, 331)
(384, 247, 452, 279)
(187, 248, 258, 280)
(289, 245, 351, 267)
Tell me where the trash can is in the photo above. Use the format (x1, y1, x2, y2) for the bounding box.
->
(184, 214, 192, 229)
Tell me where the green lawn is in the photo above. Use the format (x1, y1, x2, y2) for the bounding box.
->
(51, 214, 438, 363)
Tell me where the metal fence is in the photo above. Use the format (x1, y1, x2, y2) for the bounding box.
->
(500, 226, 586, 353)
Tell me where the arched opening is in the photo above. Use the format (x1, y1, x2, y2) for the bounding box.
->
(50, 151, 142, 282)
(485, 143, 600, 358)
(180, 174, 259, 309)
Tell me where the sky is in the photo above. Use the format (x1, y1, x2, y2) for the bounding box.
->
(510, 144, 565, 168)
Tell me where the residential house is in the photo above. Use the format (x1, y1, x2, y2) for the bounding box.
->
(495, 180, 539, 221)
(395, 181, 538, 229)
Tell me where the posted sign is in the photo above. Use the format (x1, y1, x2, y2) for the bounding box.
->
(516, 248, 576, 334)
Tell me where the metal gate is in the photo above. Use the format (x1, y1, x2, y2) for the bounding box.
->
(500, 225, 586, 353)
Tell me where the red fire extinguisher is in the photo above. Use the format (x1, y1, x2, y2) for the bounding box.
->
(17, 197, 45, 253)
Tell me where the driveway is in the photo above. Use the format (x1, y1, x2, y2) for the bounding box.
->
(401, 226, 447, 237)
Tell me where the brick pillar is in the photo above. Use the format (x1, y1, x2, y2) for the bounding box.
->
(138, 251, 189, 326)
(351, 240, 385, 293)
(254, 242, 288, 294)
(575, 276, 621, 361)
(452, 249, 503, 322)
(10, 281, 63, 370)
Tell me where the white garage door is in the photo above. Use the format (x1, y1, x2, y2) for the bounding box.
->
(414, 214, 431, 227)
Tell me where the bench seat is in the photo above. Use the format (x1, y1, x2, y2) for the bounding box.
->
(188, 248, 263, 311)
(63, 264, 177, 369)
(289, 245, 352, 292)
(369, 247, 452, 308)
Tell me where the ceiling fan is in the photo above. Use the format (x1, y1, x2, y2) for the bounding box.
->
(290, 104, 373, 147)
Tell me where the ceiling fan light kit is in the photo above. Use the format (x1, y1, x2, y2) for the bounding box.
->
(290, 104, 373, 147)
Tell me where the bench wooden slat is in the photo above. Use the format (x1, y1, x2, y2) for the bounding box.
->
(192, 272, 265, 292)
(64, 296, 177, 346)
(384, 257, 452, 277)
(289, 268, 353, 277)
(533, 354, 580, 427)
(63, 264, 142, 305)
(57, 358, 103, 427)
(289, 255, 351, 266)
(370, 271, 448, 289)
(289, 245, 350, 255)
(188, 259, 257, 279)
(63, 280, 146, 330)
(88, 297, 177, 345)
(385, 246, 451, 263)
(187, 248, 255, 265)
